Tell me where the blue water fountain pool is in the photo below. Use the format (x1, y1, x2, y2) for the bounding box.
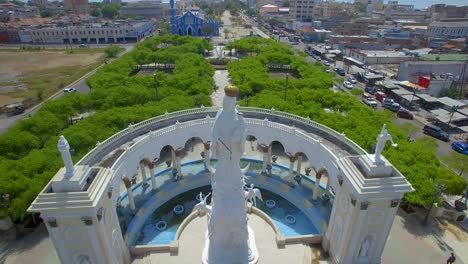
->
(131, 186, 322, 246)
(118, 158, 333, 246)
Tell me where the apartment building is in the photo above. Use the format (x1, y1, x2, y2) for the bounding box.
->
(289, 0, 318, 21)
(21, 21, 155, 44)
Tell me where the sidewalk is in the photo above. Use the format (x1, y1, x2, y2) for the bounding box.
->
(382, 208, 467, 264)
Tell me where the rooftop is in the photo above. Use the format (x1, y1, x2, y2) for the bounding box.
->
(419, 54, 468, 61)
(429, 20, 468, 27)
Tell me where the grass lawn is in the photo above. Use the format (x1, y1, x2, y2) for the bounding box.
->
(0, 47, 124, 106)
(9, 61, 102, 99)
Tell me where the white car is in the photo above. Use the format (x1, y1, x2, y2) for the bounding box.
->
(64, 87, 76, 93)
(347, 77, 357, 84)
(343, 81, 353, 89)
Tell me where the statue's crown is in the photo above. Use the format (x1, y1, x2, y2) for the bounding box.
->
(224, 85, 239, 97)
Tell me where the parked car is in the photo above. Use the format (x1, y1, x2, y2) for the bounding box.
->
(423, 124, 450, 141)
(343, 81, 353, 89)
(64, 87, 76, 93)
(375, 91, 387, 102)
(323, 61, 330, 67)
(396, 108, 413, 120)
(362, 93, 377, 108)
(336, 68, 346, 76)
(382, 98, 394, 107)
(347, 77, 357, 84)
(325, 69, 331, 73)
(79, 44, 89, 48)
(451, 142, 468, 155)
(365, 86, 376, 94)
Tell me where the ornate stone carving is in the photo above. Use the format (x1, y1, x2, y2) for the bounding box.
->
(203, 141, 211, 150)
(350, 195, 357, 207)
(360, 201, 370, 210)
(81, 216, 93, 226)
(107, 187, 113, 199)
(46, 218, 58, 228)
(338, 175, 344, 186)
(97, 207, 104, 221)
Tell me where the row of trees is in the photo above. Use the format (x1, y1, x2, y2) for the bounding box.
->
(0, 35, 214, 220)
(226, 37, 466, 207)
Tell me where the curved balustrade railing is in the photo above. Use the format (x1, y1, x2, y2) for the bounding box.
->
(77, 107, 367, 167)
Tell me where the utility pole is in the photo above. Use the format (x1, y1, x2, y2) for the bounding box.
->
(446, 105, 459, 129)
(284, 73, 289, 101)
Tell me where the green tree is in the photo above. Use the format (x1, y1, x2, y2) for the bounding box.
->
(442, 152, 468, 176)
(281, 0, 289, 7)
(101, 4, 119, 18)
(104, 45, 121, 58)
(90, 8, 101, 17)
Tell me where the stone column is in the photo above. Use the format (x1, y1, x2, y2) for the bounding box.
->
(296, 153, 303, 176)
(203, 141, 211, 166)
(123, 177, 135, 210)
(267, 145, 272, 165)
(175, 148, 184, 178)
(260, 144, 269, 174)
(287, 154, 296, 178)
(325, 178, 331, 195)
(139, 161, 148, 186)
(313, 171, 322, 200)
(171, 148, 176, 169)
(148, 162, 156, 191)
(372, 199, 400, 261)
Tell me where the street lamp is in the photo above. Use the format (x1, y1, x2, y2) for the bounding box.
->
(284, 73, 289, 101)
(153, 71, 159, 100)
(422, 183, 447, 225)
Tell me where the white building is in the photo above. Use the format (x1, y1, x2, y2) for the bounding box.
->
(344, 49, 414, 65)
(289, 0, 319, 21)
(426, 20, 468, 39)
(21, 21, 155, 44)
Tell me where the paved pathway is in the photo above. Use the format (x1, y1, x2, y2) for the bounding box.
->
(211, 70, 230, 107)
(133, 213, 327, 264)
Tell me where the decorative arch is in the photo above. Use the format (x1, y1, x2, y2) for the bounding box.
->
(159, 145, 175, 167)
(197, 28, 202, 36)
(187, 27, 193, 36)
(269, 140, 285, 157)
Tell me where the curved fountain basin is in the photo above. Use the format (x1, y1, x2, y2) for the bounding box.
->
(118, 158, 333, 246)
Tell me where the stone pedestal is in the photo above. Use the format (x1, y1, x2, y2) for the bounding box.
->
(202, 226, 259, 264)
(323, 155, 413, 264)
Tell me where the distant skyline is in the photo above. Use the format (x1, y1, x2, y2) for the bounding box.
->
(18, 0, 467, 10)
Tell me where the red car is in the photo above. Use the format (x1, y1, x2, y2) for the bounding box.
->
(375, 91, 387, 102)
(397, 108, 413, 120)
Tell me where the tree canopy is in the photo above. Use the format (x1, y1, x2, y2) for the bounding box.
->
(226, 37, 466, 206)
(0, 35, 214, 220)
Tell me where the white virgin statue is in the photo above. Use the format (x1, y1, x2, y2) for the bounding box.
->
(203, 85, 258, 264)
(374, 124, 397, 165)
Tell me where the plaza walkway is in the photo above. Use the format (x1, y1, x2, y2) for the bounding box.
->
(132, 214, 327, 264)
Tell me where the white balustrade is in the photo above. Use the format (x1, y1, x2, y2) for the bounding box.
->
(77, 107, 366, 166)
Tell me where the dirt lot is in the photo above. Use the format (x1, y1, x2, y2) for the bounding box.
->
(0, 50, 103, 106)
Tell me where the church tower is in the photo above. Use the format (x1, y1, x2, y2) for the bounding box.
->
(170, 0, 177, 34)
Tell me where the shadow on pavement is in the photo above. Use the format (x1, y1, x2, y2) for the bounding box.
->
(0, 223, 50, 263)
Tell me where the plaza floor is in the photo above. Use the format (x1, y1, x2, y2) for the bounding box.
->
(132, 214, 327, 264)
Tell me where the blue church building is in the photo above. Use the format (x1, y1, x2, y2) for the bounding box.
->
(169, 0, 219, 37)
